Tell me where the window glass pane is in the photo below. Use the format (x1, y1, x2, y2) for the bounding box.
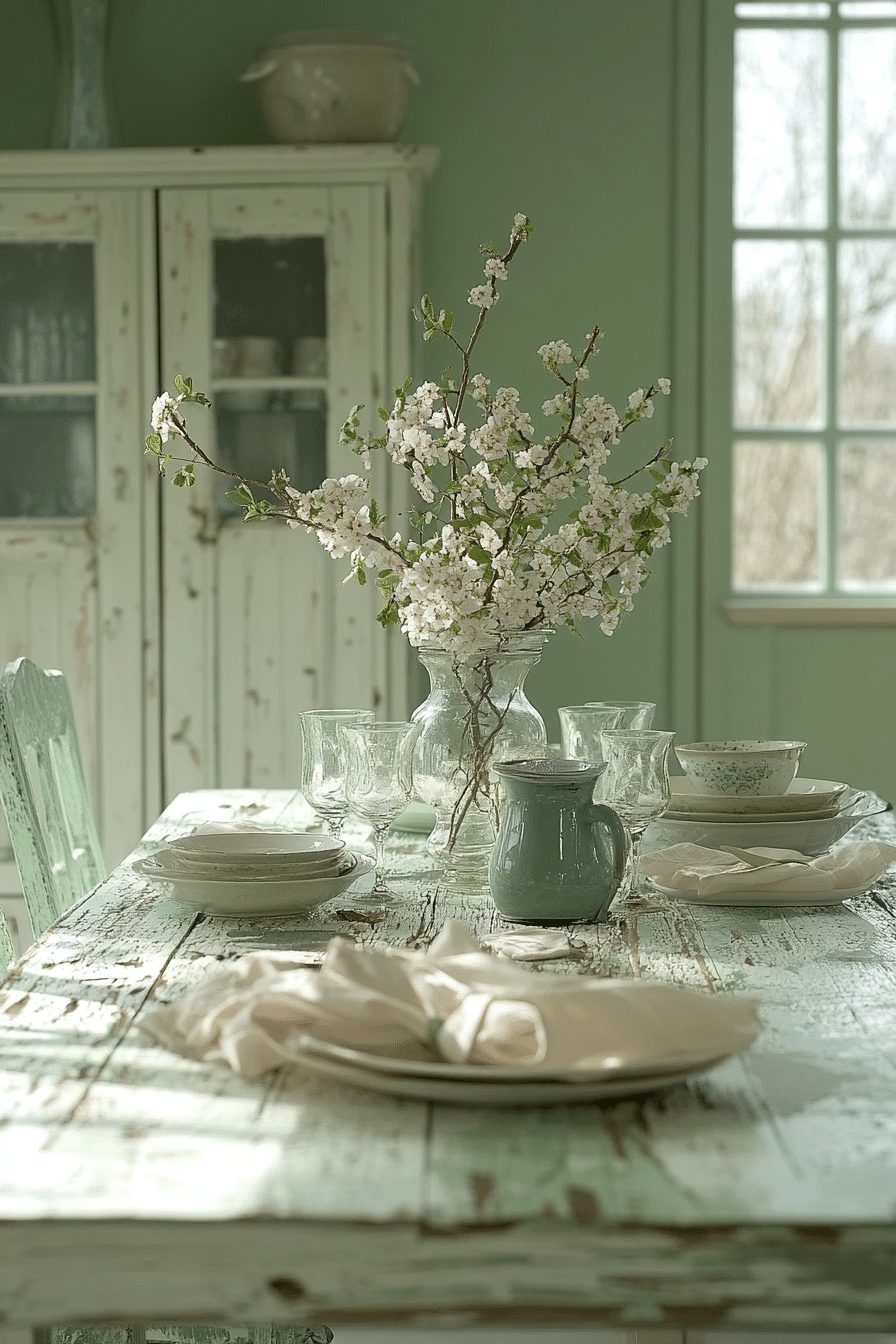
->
(214, 390, 327, 517)
(734, 241, 825, 427)
(0, 243, 94, 384)
(733, 440, 824, 588)
(840, 2, 896, 16)
(840, 28, 896, 225)
(838, 240, 896, 424)
(214, 237, 326, 378)
(837, 439, 896, 587)
(0, 396, 95, 516)
(737, 4, 830, 15)
(735, 28, 827, 227)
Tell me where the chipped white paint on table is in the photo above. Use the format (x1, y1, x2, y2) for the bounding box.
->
(2, 788, 896, 1339)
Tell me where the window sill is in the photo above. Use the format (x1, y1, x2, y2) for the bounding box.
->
(724, 598, 896, 627)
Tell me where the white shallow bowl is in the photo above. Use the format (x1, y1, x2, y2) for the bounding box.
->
(134, 850, 373, 916)
(643, 793, 889, 857)
(675, 739, 806, 795)
(168, 831, 345, 867)
(668, 776, 850, 817)
(159, 852, 346, 880)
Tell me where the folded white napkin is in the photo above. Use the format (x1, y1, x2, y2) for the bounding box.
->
(641, 841, 896, 896)
(139, 920, 759, 1080)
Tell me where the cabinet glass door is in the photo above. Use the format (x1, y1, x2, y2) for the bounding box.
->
(0, 190, 152, 873)
(212, 235, 327, 508)
(0, 242, 97, 517)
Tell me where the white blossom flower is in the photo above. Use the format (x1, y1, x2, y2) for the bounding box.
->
(469, 284, 497, 309)
(151, 392, 182, 442)
(657, 377, 671, 394)
(484, 257, 507, 280)
(538, 340, 574, 370)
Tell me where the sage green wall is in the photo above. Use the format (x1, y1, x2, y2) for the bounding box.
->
(1, 0, 691, 743)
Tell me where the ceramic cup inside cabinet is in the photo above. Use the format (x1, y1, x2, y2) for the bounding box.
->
(292, 336, 327, 378)
(212, 338, 240, 377)
(234, 336, 283, 377)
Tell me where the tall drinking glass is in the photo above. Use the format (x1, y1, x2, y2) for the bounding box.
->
(558, 705, 625, 763)
(299, 709, 375, 840)
(586, 700, 656, 729)
(340, 720, 419, 904)
(598, 728, 675, 900)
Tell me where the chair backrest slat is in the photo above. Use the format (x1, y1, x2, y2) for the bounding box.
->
(0, 658, 105, 939)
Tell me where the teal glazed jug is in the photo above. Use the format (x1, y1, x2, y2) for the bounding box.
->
(489, 759, 629, 924)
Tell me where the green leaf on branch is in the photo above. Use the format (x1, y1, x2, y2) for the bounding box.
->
(144, 432, 163, 455)
(225, 484, 256, 508)
(376, 603, 401, 628)
(172, 464, 195, 488)
(377, 405, 390, 422)
(630, 506, 664, 532)
(376, 569, 401, 596)
(173, 374, 192, 396)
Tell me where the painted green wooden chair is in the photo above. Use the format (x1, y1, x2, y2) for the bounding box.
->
(0, 660, 333, 1344)
(0, 657, 105, 941)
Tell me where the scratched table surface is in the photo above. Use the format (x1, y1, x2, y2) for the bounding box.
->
(2, 788, 896, 1337)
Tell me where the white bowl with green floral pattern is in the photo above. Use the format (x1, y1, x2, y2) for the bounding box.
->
(674, 739, 806, 796)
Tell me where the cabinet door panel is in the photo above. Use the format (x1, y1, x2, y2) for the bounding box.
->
(159, 184, 388, 800)
(0, 190, 152, 875)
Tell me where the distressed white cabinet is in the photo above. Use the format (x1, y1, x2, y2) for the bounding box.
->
(0, 145, 436, 873)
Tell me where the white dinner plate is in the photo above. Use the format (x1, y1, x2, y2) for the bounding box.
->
(290, 1048, 723, 1107)
(668, 776, 851, 816)
(133, 851, 374, 915)
(294, 1033, 736, 1084)
(649, 880, 872, 907)
(663, 802, 846, 825)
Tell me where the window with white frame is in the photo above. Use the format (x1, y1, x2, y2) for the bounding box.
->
(732, 0, 896, 593)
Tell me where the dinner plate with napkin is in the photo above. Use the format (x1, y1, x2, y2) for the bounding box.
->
(640, 840, 896, 906)
(140, 921, 760, 1106)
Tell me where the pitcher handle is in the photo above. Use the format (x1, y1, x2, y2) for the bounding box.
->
(592, 803, 629, 900)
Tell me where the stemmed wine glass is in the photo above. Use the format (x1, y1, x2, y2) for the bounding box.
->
(299, 709, 375, 840)
(339, 720, 419, 905)
(598, 728, 675, 900)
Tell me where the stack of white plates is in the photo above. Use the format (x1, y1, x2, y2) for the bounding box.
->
(134, 831, 374, 916)
(644, 777, 890, 856)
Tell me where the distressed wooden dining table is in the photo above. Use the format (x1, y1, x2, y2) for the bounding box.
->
(3, 787, 896, 1341)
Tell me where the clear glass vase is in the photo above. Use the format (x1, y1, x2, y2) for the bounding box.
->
(410, 630, 550, 893)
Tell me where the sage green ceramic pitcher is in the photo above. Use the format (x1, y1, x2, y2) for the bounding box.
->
(489, 759, 629, 924)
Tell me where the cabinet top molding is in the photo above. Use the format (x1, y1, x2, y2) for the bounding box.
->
(0, 143, 440, 189)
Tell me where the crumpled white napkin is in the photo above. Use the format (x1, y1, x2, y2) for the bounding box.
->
(640, 841, 896, 896)
(139, 920, 759, 1080)
(479, 927, 585, 961)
